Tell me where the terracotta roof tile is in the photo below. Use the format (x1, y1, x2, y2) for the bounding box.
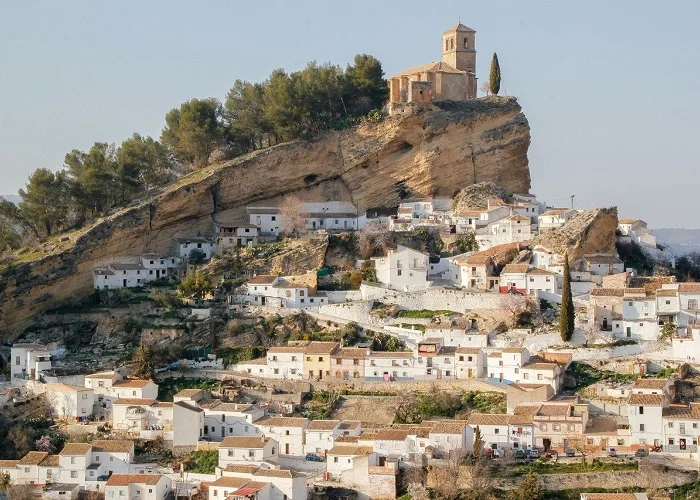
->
(106, 474, 163, 486)
(248, 275, 278, 285)
(220, 436, 270, 449)
(467, 413, 510, 426)
(257, 416, 309, 427)
(629, 394, 664, 405)
(92, 440, 135, 453)
(307, 420, 341, 430)
(209, 476, 250, 488)
(632, 378, 671, 389)
(18, 451, 49, 466)
(59, 443, 92, 456)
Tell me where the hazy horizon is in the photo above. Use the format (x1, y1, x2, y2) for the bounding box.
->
(1, 1, 699, 228)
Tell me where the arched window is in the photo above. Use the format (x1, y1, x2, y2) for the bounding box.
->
(451, 38, 455, 50)
(445, 39, 449, 51)
(464, 37, 469, 48)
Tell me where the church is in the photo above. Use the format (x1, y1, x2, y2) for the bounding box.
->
(388, 23, 477, 113)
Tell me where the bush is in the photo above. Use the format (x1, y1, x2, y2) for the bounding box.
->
(188, 450, 218, 474)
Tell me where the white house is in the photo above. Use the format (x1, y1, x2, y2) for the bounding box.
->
(304, 420, 342, 456)
(174, 236, 217, 261)
(538, 209, 577, 231)
(423, 322, 488, 348)
(256, 417, 309, 457)
(218, 436, 278, 466)
(215, 217, 259, 250)
(247, 206, 282, 237)
(477, 214, 532, 249)
(486, 347, 531, 385)
(373, 429, 410, 459)
(172, 401, 204, 448)
(372, 245, 429, 291)
(467, 414, 512, 453)
(57, 443, 92, 484)
(628, 393, 665, 449)
(202, 401, 264, 441)
(10, 342, 52, 380)
(231, 274, 328, 309)
(498, 264, 530, 294)
(455, 347, 486, 379)
(110, 379, 159, 400)
(112, 399, 173, 440)
(83, 440, 135, 483)
(672, 326, 700, 362)
(365, 351, 415, 381)
(105, 474, 172, 500)
(425, 419, 473, 455)
(621, 296, 658, 341)
(45, 383, 94, 420)
(14, 452, 59, 485)
(449, 253, 495, 290)
(217, 465, 307, 500)
(93, 255, 181, 289)
(326, 444, 377, 477)
(581, 255, 625, 276)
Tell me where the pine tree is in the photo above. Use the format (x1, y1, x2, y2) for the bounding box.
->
(489, 53, 501, 95)
(131, 343, 154, 380)
(508, 473, 542, 500)
(559, 254, 575, 341)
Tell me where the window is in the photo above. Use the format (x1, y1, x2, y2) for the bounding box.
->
(286, 430, 290, 436)
(499, 360, 503, 367)
(639, 406, 644, 415)
(523, 373, 529, 379)
(539, 424, 547, 431)
(397, 270, 402, 276)
(334, 457, 339, 463)
(669, 438, 675, 445)
(318, 357, 323, 361)
(82, 393, 88, 399)
(494, 428, 499, 434)
(271, 216, 276, 221)
(639, 424, 645, 431)
(553, 424, 560, 431)
(537, 374, 543, 380)
(668, 421, 673, 428)
(248, 450, 255, 457)
(459, 356, 464, 362)
(71, 471, 78, 478)
(228, 450, 234, 457)
(71, 457, 76, 464)
(24, 467, 29, 473)
(292, 356, 297, 361)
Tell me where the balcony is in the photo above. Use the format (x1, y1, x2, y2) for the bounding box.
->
(125, 408, 146, 420)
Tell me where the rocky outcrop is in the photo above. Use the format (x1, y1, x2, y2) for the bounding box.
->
(451, 181, 506, 212)
(533, 207, 618, 260)
(0, 96, 530, 335)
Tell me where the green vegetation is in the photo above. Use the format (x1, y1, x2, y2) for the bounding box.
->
(517, 459, 637, 476)
(188, 450, 218, 474)
(396, 309, 460, 319)
(566, 361, 638, 393)
(216, 346, 267, 369)
(299, 390, 342, 420)
(489, 53, 501, 95)
(507, 473, 541, 500)
(456, 231, 478, 254)
(559, 255, 574, 342)
(394, 389, 506, 424)
(391, 323, 426, 332)
(157, 378, 220, 402)
(616, 240, 655, 275)
(10, 54, 388, 250)
(131, 343, 154, 380)
(0, 414, 67, 460)
(540, 487, 645, 500)
(178, 270, 214, 300)
(368, 331, 405, 352)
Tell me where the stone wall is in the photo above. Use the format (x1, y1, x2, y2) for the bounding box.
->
(358, 285, 507, 312)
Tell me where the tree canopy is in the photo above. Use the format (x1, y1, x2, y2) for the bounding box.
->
(489, 53, 501, 95)
(12, 53, 388, 245)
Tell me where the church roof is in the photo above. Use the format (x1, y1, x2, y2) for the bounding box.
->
(444, 23, 476, 33)
(391, 61, 465, 79)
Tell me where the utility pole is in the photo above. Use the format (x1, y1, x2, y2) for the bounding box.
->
(570, 195, 575, 209)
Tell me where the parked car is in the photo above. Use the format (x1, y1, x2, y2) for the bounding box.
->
(305, 453, 325, 462)
(565, 449, 575, 457)
(635, 448, 649, 457)
(544, 451, 557, 459)
(528, 449, 540, 459)
(607, 447, 617, 457)
(96, 475, 110, 482)
(514, 449, 526, 459)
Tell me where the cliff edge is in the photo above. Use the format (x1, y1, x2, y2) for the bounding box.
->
(0, 96, 530, 334)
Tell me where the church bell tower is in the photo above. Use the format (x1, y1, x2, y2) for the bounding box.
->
(442, 23, 477, 99)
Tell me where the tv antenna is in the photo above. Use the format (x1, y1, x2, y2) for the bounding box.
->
(570, 195, 575, 209)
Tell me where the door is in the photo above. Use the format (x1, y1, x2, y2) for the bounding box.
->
(123, 279, 127, 287)
(285, 443, 290, 455)
(543, 439, 551, 451)
(156, 269, 160, 279)
(602, 319, 608, 330)
(221, 427, 225, 438)
(468, 368, 473, 378)
(626, 327, 632, 337)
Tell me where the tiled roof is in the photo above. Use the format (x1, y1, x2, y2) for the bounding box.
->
(426, 420, 468, 434)
(220, 436, 270, 449)
(374, 429, 410, 441)
(106, 474, 163, 486)
(522, 361, 559, 371)
(540, 208, 572, 217)
(112, 398, 156, 406)
(526, 268, 557, 275)
(628, 394, 664, 406)
(327, 445, 374, 456)
(173, 388, 206, 397)
(369, 466, 398, 475)
(632, 378, 671, 389)
(679, 283, 700, 293)
(267, 345, 308, 353)
(662, 403, 700, 419)
(535, 404, 571, 417)
(502, 347, 527, 353)
(253, 468, 301, 478)
(231, 481, 268, 496)
(113, 379, 153, 389)
(369, 351, 413, 358)
(92, 440, 134, 453)
(391, 61, 465, 79)
(46, 383, 88, 393)
(584, 417, 619, 436)
(173, 401, 204, 412)
(584, 255, 623, 265)
(307, 420, 341, 431)
(456, 347, 482, 354)
(509, 383, 547, 392)
(332, 348, 368, 359)
(209, 476, 250, 488)
(40, 455, 59, 467)
(536, 352, 573, 366)
(580, 494, 643, 500)
(501, 264, 529, 274)
(257, 416, 309, 427)
(656, 289, 678, 297)
(224, 464, 259, 474)
(467, 413, 510, 426)
(18, 451, 49, 466)
(304, 341, 340, 354)
(618, 219, 643, 225)
(487, 352, 502, 358)
(59, 443, 92, 456)
(460, 254, 493, 265)
(445, 22, 476, 33)
(0, 460, 18, 468)
(85, 371, 116, 379)
(248, 275, 278, 285)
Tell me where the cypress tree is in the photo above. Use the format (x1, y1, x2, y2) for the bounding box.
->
(489, 53, 501, 95)
(473, 425, 484, 457)
(559, 254, 575, 341)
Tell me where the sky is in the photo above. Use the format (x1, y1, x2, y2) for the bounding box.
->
(1, 1, 699, 228)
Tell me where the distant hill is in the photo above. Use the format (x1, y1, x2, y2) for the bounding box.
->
(654, 228, 700, 255)
(1, 194, 20, 205)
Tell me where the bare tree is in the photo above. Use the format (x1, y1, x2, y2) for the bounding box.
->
(357, 219, 391, 259)
(7, 484, 35, 498)
(502, 294, 527, 327)
(279, 195, 306, 237)
(479, 80, 491, 97)
(583, 322, 600, 346)
(565, 434, 599, 465)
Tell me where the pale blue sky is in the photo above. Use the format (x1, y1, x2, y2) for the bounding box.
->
(1, 1, 699, 228)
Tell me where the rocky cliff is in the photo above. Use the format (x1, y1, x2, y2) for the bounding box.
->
(0, 96, 530, 335)
(533, 207, 619, 261)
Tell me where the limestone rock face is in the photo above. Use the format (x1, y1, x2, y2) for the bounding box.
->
(533, 207, 619, 261)
(0, 96, 530, 334)
(452, 181, 507, 212)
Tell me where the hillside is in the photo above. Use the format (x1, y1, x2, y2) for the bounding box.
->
(0, 96, 530, 334)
